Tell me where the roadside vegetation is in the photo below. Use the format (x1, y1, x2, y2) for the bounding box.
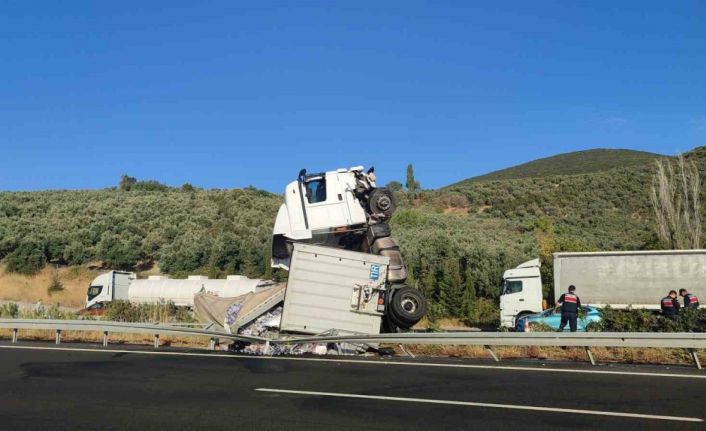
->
(1, 147, 706, 326)
(104, 300, 195, 323)
(589, 307, 706, 333)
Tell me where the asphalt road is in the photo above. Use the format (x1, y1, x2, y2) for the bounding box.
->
(0, 342, 704, 430)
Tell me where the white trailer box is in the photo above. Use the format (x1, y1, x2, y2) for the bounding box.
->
(280, 243, 390, 335)
(553, 250, 706, 309)
(500, 249, 706, 327)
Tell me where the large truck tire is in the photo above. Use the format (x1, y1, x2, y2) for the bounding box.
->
(388, 286, 427, 329)
(367, 188, 396, 218)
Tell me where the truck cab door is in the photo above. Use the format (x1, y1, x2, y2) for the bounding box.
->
(499, 278, 526, 327)
(302, 174, 351, 231)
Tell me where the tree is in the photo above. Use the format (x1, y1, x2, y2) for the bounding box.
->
(119, 175, 137, 191)
(386, 181, 403, 192)
(47, 272, 64, 295)
(405, 164, 420, 197)
(650, 155, 702, 249)
(439, 258, 463, 316)
(461, 265, 476, 316)
(5, 241, 46, 275)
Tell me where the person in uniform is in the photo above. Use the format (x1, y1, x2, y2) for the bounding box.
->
(660, 290, 680, 319)
(679, 289, 700, 309)
(556, 285, 581, 332)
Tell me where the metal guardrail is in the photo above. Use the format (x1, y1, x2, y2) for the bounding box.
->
(0, 319, 703, 369)
(0, 319, 265, 349)
(273, 332, 706, 368)
(274, 331, 706, 348)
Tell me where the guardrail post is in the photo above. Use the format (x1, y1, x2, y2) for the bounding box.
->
(399, 344, 415, 358)
(102, 331, 108, 347)
(585, 347, 596, 366)
(153, 334, 160, 349)
(688, 349, 702, 370)
(11, 328, 18, 343)
(484, 345, 500, 362)
(55, 330, 61, 345)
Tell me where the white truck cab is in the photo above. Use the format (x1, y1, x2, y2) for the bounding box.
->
(86, 270, 136, 309)
(499, 259, 544, 327)
(272, 166, 392, 270)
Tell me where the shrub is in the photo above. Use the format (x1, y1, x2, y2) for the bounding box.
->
(5, 241, 46, 275)
(47, 273, 65, 295)
(591, 307, 659, 332)
(463, 298, 500, 329)
(0, 303, 19, 318)
(528, 321, 554, 332)
(104, 300, 194, 323)
(590, 307, 706, 332)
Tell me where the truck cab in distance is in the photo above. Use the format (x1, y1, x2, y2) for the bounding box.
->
(86, 270, 136, 310)
(499, 259, 544, 328)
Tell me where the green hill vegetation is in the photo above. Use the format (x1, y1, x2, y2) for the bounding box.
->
(455, 148, 663, 184)
(1, 147, 703, 325)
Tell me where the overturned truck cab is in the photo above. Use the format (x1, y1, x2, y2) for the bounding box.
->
(270, 166, 426, 331)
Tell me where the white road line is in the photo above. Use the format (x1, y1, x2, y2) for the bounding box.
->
(0, 344, 704, 380)
(255, 388, 704, 423)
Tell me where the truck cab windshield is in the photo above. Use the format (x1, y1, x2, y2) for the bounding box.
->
(87, 285, 103, 300)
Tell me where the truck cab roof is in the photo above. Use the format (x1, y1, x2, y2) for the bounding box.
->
(503, 259, 541, 279)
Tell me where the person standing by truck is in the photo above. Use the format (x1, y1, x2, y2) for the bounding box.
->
(660, 290, 680, 319)
(556, 285, 581, 332)
(679, 289, 700, 309)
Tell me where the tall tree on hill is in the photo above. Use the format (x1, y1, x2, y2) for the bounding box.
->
(405, 164, 420, 199)
(650, 155, 702, 249)
(119, 175, 137, 191)
(439, 258, 463, 316)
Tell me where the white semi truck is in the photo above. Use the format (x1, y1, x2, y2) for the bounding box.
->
(85, 166, 426, 334)
(86, 272, 269, 309)
(499, 249, 706, 327)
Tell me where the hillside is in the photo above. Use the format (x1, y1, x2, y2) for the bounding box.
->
(1, 147, 703, 324)
(454, 148, 664, 184)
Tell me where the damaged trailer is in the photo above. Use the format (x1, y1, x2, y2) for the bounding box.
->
(194, 243, 394, 343)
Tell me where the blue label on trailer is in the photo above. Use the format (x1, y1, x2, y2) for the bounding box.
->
(369, 263, 380, 281)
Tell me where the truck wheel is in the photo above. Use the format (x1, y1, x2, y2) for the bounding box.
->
(368, 188, 396, 218)
(516, 311, 533, 320)
(389, 286, 426, 329)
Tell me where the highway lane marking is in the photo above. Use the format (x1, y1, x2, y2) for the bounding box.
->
(1, 344, 704, 380)
(255, 388, 704, 423)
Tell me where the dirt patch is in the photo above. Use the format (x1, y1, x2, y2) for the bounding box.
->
(0, 265, 100, 308)
(476, 205, 492, 214)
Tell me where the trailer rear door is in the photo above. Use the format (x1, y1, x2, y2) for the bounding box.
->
(280, 243, 389, 335)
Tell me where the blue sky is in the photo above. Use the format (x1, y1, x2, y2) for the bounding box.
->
(1, 1, 705, 192)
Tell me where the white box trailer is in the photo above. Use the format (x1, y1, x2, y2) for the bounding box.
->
(552, 250, 706, 308)
(280, 243, 389, 334)
(500, 249, 706, 327)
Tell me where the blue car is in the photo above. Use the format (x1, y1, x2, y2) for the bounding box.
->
(515, 306, 601, 332)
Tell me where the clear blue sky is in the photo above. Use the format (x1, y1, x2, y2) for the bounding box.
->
(1, 1, 705, 192)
